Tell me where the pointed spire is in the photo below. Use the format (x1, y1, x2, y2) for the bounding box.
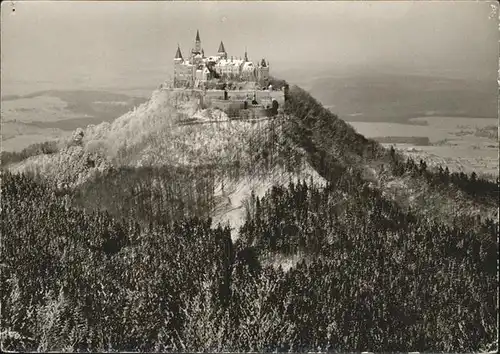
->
(175, 44, 183, 60)
(193, 30, 202, 54)
(218, 41, 226, 53)
(244, 46, 248, 62)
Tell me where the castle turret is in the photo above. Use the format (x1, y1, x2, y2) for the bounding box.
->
(173, 44, 184, 87)
(174, 44, 183, 63)
(218, 41, 227, 59)
(257, 58, 270, 85)
(194, 29, 201, 54)
(244, 47, 248, 62)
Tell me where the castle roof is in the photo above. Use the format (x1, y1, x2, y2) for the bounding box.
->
(196, 30, 200, 42)
(218, 41, 226, 53)
(174, 45, 183, 60)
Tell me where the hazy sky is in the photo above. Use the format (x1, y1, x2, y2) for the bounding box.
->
(1, 1, 498, 94)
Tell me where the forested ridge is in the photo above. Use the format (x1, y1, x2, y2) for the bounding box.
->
(1, 83, 498, 352)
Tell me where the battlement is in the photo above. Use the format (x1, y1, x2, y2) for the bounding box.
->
(160, 84, 286, 119)
(202, 89, 285, 104)
(202, 88, 284, 116)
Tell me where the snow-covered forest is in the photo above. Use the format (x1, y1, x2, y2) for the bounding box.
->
(1, 83, 498, 352)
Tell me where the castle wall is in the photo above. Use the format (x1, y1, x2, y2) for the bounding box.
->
(211, 99, 245, 112)
(235, 106, 268, 120)
(270, 91, 286, 105)
(204, 90, 225, 100)
(226, 91, 253, 101)
(250, 106, 268, 118)
(174, 63, 195, 87)
(162, 86, 284, 118)
(200, 89, 284, 109)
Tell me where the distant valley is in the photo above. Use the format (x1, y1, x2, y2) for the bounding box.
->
(1, 89, 150, 151)
(289, 71, 497, 123)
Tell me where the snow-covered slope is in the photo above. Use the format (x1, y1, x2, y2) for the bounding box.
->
(211, 157, 325, 240)
(9, 87, 326, 237)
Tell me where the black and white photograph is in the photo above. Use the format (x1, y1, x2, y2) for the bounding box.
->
(0, 0, 498, 352)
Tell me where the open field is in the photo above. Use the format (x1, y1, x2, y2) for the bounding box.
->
(350, 116, 497, 143)
(1, 89, 149, 151)
(1, 120, 72, 152)
(350, 116, 498, 177)
(392, 145, 498, 177)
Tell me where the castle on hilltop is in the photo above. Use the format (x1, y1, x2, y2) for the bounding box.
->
(173, 30, 270, 88)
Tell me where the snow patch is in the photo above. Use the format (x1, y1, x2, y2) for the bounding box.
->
(211, 162, 326, 241)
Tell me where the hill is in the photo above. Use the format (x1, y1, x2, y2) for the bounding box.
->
(7, 84, 495, 227)
(1, 81, 498, 352)
(283, 85, 497, 222)
(4, 86, 325, 237)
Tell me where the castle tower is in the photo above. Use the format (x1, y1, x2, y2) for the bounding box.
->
(174, 44, 183, 63)
(257, 58, 270, 85)
(218, 41, 227, 59)
(194, 30, 201, 54)
(244, 47, 248, 62)
(173, 44, 184, 87)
